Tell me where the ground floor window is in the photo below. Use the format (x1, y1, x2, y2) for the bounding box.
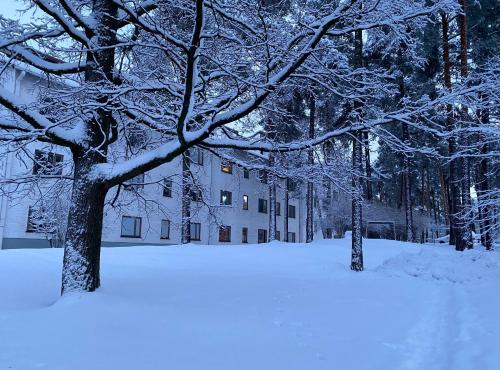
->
(258, 229, 267, 243)
(190, 222, 201, 241)
(219, 225, 231, 242)
(161, 219, 170, 239)
(242, 227, 248, 243)
(276, 230, 280, 241)
(287, 232, 296, 243)
(121, 216, 142, 238)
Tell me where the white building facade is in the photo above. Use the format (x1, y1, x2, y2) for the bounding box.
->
(0, 63, 306, 249)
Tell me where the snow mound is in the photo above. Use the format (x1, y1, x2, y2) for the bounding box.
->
(376, 248, 500, 283)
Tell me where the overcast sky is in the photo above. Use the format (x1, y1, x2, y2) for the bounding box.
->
(1, 0, 37, 22)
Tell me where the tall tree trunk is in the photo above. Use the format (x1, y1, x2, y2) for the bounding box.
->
(306, 93, 315, 243)
(61, 0, 117, 294)
(402, 122, 414, 242)
(351, 28, 364, 271)
(478, 99, 493, 250)
(284, 178, 289, 242)
(363, 131, 373, 201)
(457, 0, 473, 250)
(181, 153, 191, 243)
(441, 13, 461, 248)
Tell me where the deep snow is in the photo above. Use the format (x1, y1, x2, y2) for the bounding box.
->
(0, 238, 498, 370)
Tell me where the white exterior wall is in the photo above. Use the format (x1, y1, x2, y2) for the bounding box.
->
(0, 64, 306, 249)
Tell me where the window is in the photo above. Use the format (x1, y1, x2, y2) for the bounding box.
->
(188, 147, 204, 165)
(219, 225, 231, 242)
(190, 188, 202, 202)
(258, 198, 268, 213)
(276, 202, 281, 216)
(325, 228, 333, 239)
(124, 173, 144, 190)
(287, 232, 296, 243)
(32, 150, 63, 175)
(243, 168, 250, 179)
(287, 179, 297, 192)
(190, 222, 201, 241)
(288, 204, 296, 219)
(121, 216, 142, 238)
(26, 206, 48, 232)
(161, 219, 170, 239)
(276, 230, 281, 241)
(242, 195, 249, 210)
(259, 170, 268, 184)
(242, 227, 248, 243)
(163, 179, 172, 197)
(258, 229, 267, 244)
(221, 161, 233, 174)
(220, 190, 232, 206)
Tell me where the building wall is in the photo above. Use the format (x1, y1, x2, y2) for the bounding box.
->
(0, 64, 306, 249)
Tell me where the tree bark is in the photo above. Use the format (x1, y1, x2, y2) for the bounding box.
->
(441, 13, 461, 248)
(181, 153, 191, 244)
(363, 131, 373, 201)
(284, 178, 289, 242)
(402, 122, 414, 242)
(306, 93, 315, 243)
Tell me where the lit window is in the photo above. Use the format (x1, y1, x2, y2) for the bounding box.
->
(121, 216, 142, 238)
(221, 161, 233, 174)
(163, 179, 172, 197)
(190, 222, 201, 241)
(161, 219, 170, 239)
(242, 227, 248, 243)
(258, 198, 268, 213)
(219, 225, 231, 242)
(220, 190, 232, 206)
(32, 150, 63, 175)
(288, 205, 296, 219)
(243, 195, 249, 210)
(258, 229, 267, 243)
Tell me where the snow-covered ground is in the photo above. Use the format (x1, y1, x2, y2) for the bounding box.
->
(0, 238, 498, 370)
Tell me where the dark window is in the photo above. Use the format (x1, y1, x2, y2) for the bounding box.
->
(26, 206, 49, 232)
(258, 229, 267, 243)
(124, 173, 144, 190)
(190, 188, 202, 202)
(288, 205, 296, 219)
(32, 150, 63, 175)
(243, 195, 249, 210)
(287, 232, 296, 243)
(243, 168, 250, 179)
(220, 190, 232, 206)
(219, 225, 231, 242)
(188, 147, 204, 165)
(161, 219, 170, 239)
(190, 222, 201, 241)
(258, 198, 268, 213)
(276, 202, 281, 216)
(287, 179, 297, 192)
(325, 228, 333, 239)
(221, 161, 233, 174)
(121, 216, 142, 238)
(259, 170, 268, 184)
(163, 179, 172, 197)
(276, 230, 281, 241)
(242, 227, 248, 243)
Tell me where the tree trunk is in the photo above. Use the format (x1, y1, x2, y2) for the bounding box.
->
(441, 13, 461, 248)
(457, 0, 474, 250)
(268, 165, 277, 242)
(306, 93, 315, 243)
(284, 178, 289, 242)
(478, 102, 493, 250)
(62, 153, 108, 294)
(181, 153, 191, 244)
(402, 123, 414, 242)
(363, 131, 373, 201)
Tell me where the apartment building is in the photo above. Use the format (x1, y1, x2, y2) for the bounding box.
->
(0, 61, 306, 249)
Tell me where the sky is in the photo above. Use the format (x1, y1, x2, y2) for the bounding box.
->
(1, 0, 37, 22)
